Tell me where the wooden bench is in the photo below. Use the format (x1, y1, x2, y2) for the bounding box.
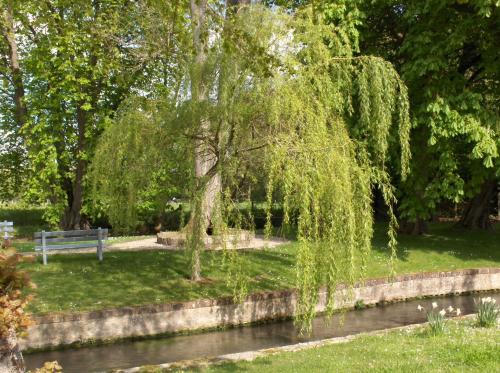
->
(1, 221, 14, 246)
(34, 228, 108, 265)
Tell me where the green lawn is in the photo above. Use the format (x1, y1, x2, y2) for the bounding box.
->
(174, 320, 500, 373)
(20, 222, 500, 314)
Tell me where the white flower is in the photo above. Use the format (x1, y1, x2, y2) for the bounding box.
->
(456, 308, 461, 316)
(492, 299, 496, 304)
(432, 302, 438, 309)
(447, 306, 454, 313)
(482, 297, 492, 304)
(417, 305, 424, 311)
(439, 309, 446, 316)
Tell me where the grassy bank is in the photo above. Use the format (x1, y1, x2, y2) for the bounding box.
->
(173, 320, 500, 373)
(20, 222, 499, 314)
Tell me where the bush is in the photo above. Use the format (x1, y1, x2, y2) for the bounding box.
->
(0, 247, 35, 372)
(0, 247, 34, 338)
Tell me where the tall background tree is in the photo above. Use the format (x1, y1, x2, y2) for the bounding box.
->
(0, 0, 29, 201)
(359, 0, 500, 232)
(0, 0, 145, 228)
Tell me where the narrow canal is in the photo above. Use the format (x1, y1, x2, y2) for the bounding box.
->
(24, 291, 499, 373)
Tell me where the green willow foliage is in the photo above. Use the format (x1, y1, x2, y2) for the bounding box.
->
(90, 98, 190, 234)
(91, 5, 410, 332)
(259, 10, 410, 331)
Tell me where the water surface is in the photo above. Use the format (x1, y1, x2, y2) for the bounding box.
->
(24, 291, 499, 372)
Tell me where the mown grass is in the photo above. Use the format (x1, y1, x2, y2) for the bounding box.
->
(173, 320, 500, 373)
(20, 222, 500, 314)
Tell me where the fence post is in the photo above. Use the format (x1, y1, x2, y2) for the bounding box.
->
(97, 227, 103, 262)
(42, 230, 47, 265)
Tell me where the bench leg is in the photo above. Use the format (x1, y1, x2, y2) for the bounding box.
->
(97, 227, 103, 261)
(97, 244, 103, 261)
(41, 230, 47, 265)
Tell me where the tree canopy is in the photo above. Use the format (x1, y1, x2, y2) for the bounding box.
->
(359, 0, 500, 231)
(0, 0, 498, 332)
(91, 2, 410, 331)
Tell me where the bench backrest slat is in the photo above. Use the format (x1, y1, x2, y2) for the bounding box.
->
(34, 235, 106, 244)
(34, 229, 108, 238)
(35, 243, 101, 251)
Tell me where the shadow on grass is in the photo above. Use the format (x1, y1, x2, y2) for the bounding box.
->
(372, 222, 500, 264)
(20, 222, 500, 314)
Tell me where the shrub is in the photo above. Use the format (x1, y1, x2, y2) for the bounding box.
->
(354, 300, 366, 310)
(0, 247, 35, 372)
(0, 248, 34, 338)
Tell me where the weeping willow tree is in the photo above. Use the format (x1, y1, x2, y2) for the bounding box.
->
(90, 3, 410, 332)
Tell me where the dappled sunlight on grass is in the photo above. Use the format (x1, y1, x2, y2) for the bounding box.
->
(21, 223, 499, 314)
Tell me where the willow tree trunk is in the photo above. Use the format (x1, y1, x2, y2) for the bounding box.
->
(188, 0, 249, 281)
(458, 179, 496, 229)
(0, 331, 25, 373)
(189, 0, 220, 281)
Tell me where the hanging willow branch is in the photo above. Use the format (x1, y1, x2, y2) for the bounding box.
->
(256, 12, 411, 333)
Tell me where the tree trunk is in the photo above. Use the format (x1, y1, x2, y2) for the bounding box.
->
(192, 0, 247, 230)
(458, 179, 497, 229)
(61, 107, 88, 230)
(188, 0, 248, 281)
(189, 0, 212, 281)
(399, 217, 428, 235)
(2, 1, 28, 129)
(497, 182, 500, 220)
(0, 331, 25, 373)
(61, 160, 85, 230)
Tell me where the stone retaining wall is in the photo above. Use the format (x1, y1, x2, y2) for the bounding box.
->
(20, 268, 500, 350)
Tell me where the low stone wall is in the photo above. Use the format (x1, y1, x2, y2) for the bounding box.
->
(156, 230, 254, 248)
(20, 268, 500, 350)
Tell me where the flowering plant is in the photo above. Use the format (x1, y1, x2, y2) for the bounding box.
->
(475, 297, 499, 328)
(417, 301, 460, 335)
